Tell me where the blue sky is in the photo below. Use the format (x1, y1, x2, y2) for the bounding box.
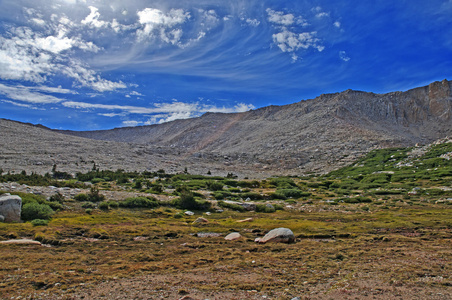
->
(1, 0, 452, 130)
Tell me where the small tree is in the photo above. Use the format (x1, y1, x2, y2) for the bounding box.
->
(175, 186, 198, 209)
(88, 186, 105, 202)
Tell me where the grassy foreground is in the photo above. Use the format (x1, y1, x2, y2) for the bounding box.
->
(1, 203, 451, 299)
(1, 140, 451, 299)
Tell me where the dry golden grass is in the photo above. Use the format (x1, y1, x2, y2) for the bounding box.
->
(1, 204, 451, 299)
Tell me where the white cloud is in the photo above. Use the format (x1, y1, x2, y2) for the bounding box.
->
(62, 100, 255, 124)
(99, 112, 123, 117)
(267, 8, 326, 61)
(266, 8, 295, 26)
(31, 18, 46, 26)
(81, 6, 108, 28)
(34, 35, 75, 53)
(339, 51, 350, 62)
(1, 100, 38, 109)
(334, 21, 341, 28)
(0, 23, 121, 92)
(272, 28, 323, 60)
(122, 120, 141, 127)
(136, 8, 190, 44)
(0, 83, 66, 104)
(130, 91, 144, 96)
(316, 12, 329, 18)
(246, 18, 260, 27)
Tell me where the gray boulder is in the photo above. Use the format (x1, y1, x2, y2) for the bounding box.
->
(255, 227, 295, 244)
(0, 194, 22, 222)
(225, 232, 242, 241)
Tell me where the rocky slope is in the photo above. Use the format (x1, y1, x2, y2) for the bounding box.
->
(58, 79, 452, 174)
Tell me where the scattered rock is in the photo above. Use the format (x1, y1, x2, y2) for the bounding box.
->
(0, 194, 22, 222)
(0, 215, 4, 222)
(236, 218, 253, 223)
(223, 200, 256, 211)
(195, 232, 221, 238)
(185, 211, 195, 216)
(178, 296, 196, 300)
(255, 228, 295, 244)
(193, 217, 209, 224)
(0, 239, 41, 245)
(225, 232, 242, 241)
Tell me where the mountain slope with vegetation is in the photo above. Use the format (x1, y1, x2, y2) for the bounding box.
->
(60, 79, 452, 174)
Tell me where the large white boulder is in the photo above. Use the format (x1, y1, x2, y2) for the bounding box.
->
(0, 194, 22, 222)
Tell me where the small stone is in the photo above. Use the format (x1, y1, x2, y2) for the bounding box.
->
(224, 232, 242, 240)
(184, 211, 195, 216)
(193, 217, 208, 224)
(237, 217, 253, 223)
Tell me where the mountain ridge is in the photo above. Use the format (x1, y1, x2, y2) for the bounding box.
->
(1, 79, 451, 177)
(56, 79, 452, 173)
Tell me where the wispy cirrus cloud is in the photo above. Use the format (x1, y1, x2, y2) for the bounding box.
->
(62, 100, 255, 124)
(0, 83, 68, 104)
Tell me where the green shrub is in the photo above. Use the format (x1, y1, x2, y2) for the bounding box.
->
(74, 193, 89, 202)
(175, 188, 197, 209)
(241, 192, 263, 200)
(31, 219, 48, 226)
(269, 177, 297, 189)
(277, 189, 311, 198)
(213, 191, 232, 200)
(81, 202, 96, 209)
(46, 201, 63, 211)
(48, 192, 64, 203)
(256, 204, 276, 213)
(85, 208, 93, 214)
(207, 181, 224, 191)
(98, 201, 110, 210)
(91, 178, 105, 184)
(222, 179, 238, 187)
(87, 186, 105, 202)
(217, 201, 245, 212)
(21, 202, 54, 221)
(268, 192, 287, 200)
(273, 204, 284, 211)
(108, 201, 119, 209)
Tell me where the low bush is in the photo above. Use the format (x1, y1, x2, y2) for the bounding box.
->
(240, 192, 263, 200)
(48, 192, 64, 203)
(74, 193, 89, 202)
(277, 189, 311, 198)
(81, 202, 96, 209)
(108, 201, 119, 209)
(21, 202, 54, 221)
(98, 201, 110, 210)
(256, 204, 276, 213)
(31, 219, 48, 226)
(207, 181, 224, 191)
(213, 191, 232, 200)
(218, 201, 245, 212)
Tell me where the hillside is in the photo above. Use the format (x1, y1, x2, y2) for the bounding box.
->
(59, 79, 452, 174)
(1, 79, 452, 177)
